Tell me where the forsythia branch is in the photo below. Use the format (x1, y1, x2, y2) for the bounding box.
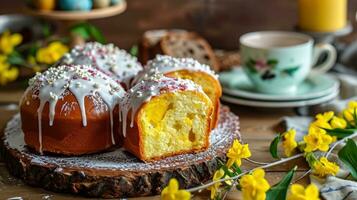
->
(186, 153, 304, 193)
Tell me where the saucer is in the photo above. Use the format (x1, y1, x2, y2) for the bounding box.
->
(221, 88, 339, 108)
(219, 68, 340, 101)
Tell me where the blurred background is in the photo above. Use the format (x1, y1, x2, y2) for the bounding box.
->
(2, 0, 357, 50)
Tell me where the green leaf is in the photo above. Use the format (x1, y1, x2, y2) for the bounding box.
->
(41, 22, 52, 38)
(282, 66, 299, 76)
(71, 22, 106, 43)
(87, 24, 106, 43)
(267, 59, 278, 67)
(232, 163, 242, 174)
(338, 139, 357, 180)
(324, 128, 355, 139)
(269, 134, 281, 159)
(245, 59, 257, 73)
(305, 152, 318, 168)
(247, 65, 257, 73)
(266, 166, 297, 200)
(129, 45, 138, 57)
(71, 25, 91, 40)
(7, 51, 26, 65)
(248, 58, 256, 65)
(221, 164, 235, 177)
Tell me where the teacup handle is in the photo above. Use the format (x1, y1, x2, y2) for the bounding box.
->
(311, 43, 337, 75)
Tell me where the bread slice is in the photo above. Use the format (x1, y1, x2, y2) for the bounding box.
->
(215, 50, 241, 71)
(121, 76, 213, 162)
(138, 29, 187, 64)
(160, 32, 220, 71)
(133, 55, 222, 129)
(124, 91, 213, 161)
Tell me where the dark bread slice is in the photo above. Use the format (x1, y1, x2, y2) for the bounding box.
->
(214, 50, 241, 71)
(160, 32, 220, 72)
(138, 29, 187, 65)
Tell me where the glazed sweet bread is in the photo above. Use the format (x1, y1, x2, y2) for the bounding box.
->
(121, 75, 213, 161)
(59, 42, 143, 89)
(133, 55, 222, 129)
(20, 65, 125, 155)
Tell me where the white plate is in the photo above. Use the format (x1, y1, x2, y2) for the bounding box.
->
(221, 89, 339, 108)
(219, 68, 340, 101)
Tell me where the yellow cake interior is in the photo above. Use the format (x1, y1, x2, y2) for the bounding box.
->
(138, 91, 212, 160)
(166, 70, 220, 106)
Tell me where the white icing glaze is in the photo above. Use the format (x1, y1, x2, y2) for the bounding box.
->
(4, 107, 240, 171)
(120, 74, 204, 137)
(27, 65, 125, 154)
(60, 42, 143, 87)
(132, 55, 218, 87)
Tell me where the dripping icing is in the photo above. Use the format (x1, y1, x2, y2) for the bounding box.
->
(119, 75, 204, 137)
(28, 65, 125, 154)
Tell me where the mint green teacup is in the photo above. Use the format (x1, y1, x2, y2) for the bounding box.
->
(240, 31, 336, 95)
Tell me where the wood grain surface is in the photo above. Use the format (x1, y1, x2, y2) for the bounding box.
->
(0, 0, 353, 198)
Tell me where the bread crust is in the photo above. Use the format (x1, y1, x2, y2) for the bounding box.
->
(123, 92, 213, 162)
(20, 90, 121, 155)
(138, 30, 220, 72)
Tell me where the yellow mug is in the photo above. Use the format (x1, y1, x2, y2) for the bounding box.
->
(298, 0, 347, 32)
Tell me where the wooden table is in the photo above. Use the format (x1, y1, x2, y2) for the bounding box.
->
(0, 90, 309, 200)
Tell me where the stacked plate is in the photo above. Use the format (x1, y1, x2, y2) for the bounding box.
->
(219, 68, 340, 108)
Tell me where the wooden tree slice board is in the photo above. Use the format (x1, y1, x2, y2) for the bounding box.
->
(24, 1, 127, 21)
(0, 106, 240, 198)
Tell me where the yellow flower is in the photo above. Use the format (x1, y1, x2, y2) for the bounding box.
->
(282, 129, 298, 157)
(287, 183, 320, 200)
(312, 157, 339, 177)
(342, 101, 357, 125)
(208, 168, 232, 199)
(348, 101, 357, 109)
(0, 54, 19, 85)
(36, 41, 69, 65)
(161, 178, 191, 200)
(311, 119, 332, 130)
(343, 108, 355, 124)
(226, 139, 251, 168)
(303, 126, 333, 152)
(208, 169, 224, 199)
(27, 56, 42, 72)
(316, 111, 334, 122)
(0, 31, 22, 55)
(0, 54, 8, 70)
(330, 116, 347, 129)
(240, 168, 270, 200)
(0, 67, 19, 85)
(310, 111, 335, 130)
(316, 111, 335, 122)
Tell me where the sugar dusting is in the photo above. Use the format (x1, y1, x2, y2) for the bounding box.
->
(132, 55, 218, 87)
(59, 42, 142, 87)
(4, 106, 240, 172)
